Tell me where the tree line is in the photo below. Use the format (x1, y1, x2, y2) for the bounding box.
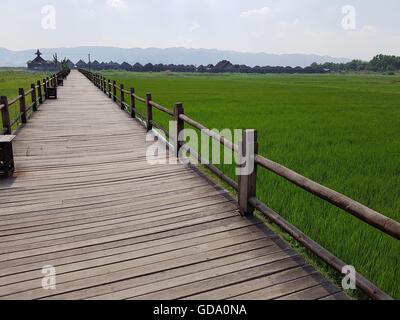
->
(314, 54, 400, 73)
(75, 54, 400, 74)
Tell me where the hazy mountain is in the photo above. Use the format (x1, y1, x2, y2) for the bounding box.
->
(0, 46, 350, 68)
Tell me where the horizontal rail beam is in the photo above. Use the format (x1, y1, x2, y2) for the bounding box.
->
(133, 94, 146, 103)
(10, 114, 21, 127)
(255, 155, 400, 240)
(150, 101, 174, 116)
(24, 88, 34, 96)
(78, 68, 397, 299)
(249, 197, 393, 300)
(8, 96, 21, 106)
(181, 144, 239, 190)
(179, 114, 239, 153)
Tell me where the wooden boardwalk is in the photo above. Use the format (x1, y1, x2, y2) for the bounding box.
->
(0, 71, 348, 300)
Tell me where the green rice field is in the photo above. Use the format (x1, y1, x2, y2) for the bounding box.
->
(0, 69, 399, 298)
(0, 69, 49, 128)
(100, 70, 400, 298)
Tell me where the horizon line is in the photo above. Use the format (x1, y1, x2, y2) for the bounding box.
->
(0, 45, 354, 61)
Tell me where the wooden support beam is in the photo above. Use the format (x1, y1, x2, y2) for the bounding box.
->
(238, 129, 258, 216)
(146, 93, 153, 131)
(130, 88, 136, 118)
(43, 79, 48, 99)
(37, 81, 43, 104)
(18, 88, 27, 124)
(173, 103, 184, 158)
(120, 84, 125, 109)
(0, 96, 11, 135)
(31, 84, 37, 112)
(113, 81, 117, 102)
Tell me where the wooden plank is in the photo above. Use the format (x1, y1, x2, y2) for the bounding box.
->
(0, 70, 343, 300)
(320, 292, 350, 300)
(2, 239, 273, 299)
(0, 135, 15, 143)
(277, 282, 344, 300)
(186, 264, 316, 300)
(230, 273, 331, 300)
(0, 225, 271, 287)
(129, 256, 306, 301)
(0, 216, 260, 272)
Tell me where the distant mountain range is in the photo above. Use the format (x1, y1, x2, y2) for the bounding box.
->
(0, 46, 350, 68)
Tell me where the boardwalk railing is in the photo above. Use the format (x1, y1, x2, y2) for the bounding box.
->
(0, 69, 70, 135)
(79, 69, 399, 300)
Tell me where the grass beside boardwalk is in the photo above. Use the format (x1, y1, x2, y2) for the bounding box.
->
(101, 71, 400, 298)
(0, 69, 50, 128)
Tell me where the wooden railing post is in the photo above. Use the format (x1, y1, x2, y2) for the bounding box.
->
(37, 81, 43, 104)
(130, 88, 136, 118)
(120, 84, 125, 109)
(108, 80, 112, 99)
(43, 79, 48, 99)
(18, 88, 27, 124)
(113, 81, 117, 102)
(31, 84, 37, 112)
(103, 77, 107, 94)
(146, 93, 153, 131)
(173, 103, 184, 158)
(238, 129, 258, 216)
(0, 96, 11, 135)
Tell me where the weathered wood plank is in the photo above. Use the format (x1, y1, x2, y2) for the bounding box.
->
(0, 70, 345, 300)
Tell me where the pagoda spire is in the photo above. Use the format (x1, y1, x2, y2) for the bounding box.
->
(35, 49, 42, 57)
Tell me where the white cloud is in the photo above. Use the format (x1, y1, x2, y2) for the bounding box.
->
(189, 23, 201, 31)
(106, 0, 126, 8)
(240, 7, 271, 18)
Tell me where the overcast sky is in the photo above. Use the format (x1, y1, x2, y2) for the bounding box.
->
(0, 0, 399, 60)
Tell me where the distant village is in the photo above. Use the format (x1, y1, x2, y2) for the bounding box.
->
(27, 49, 332, 74)
(25, 49, 400, 74)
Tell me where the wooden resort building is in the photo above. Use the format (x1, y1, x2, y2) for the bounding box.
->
(27, 50, 56, 71)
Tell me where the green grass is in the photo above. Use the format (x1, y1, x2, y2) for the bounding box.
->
(0, 69, 50, 129)
(100, 70, 400, 299)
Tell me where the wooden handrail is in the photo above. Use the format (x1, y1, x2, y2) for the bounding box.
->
(255, 155, 400, 240)
(149, 101, 174, 116)
(179, 114, 239, 153)
(79, 68, 399, 299)
(0, 69, 70, 135)
(133, 94, 146, 103)
(249, 197, 393, 300)
(8, 96, 22, 106)
(24, 88, 34, 96)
